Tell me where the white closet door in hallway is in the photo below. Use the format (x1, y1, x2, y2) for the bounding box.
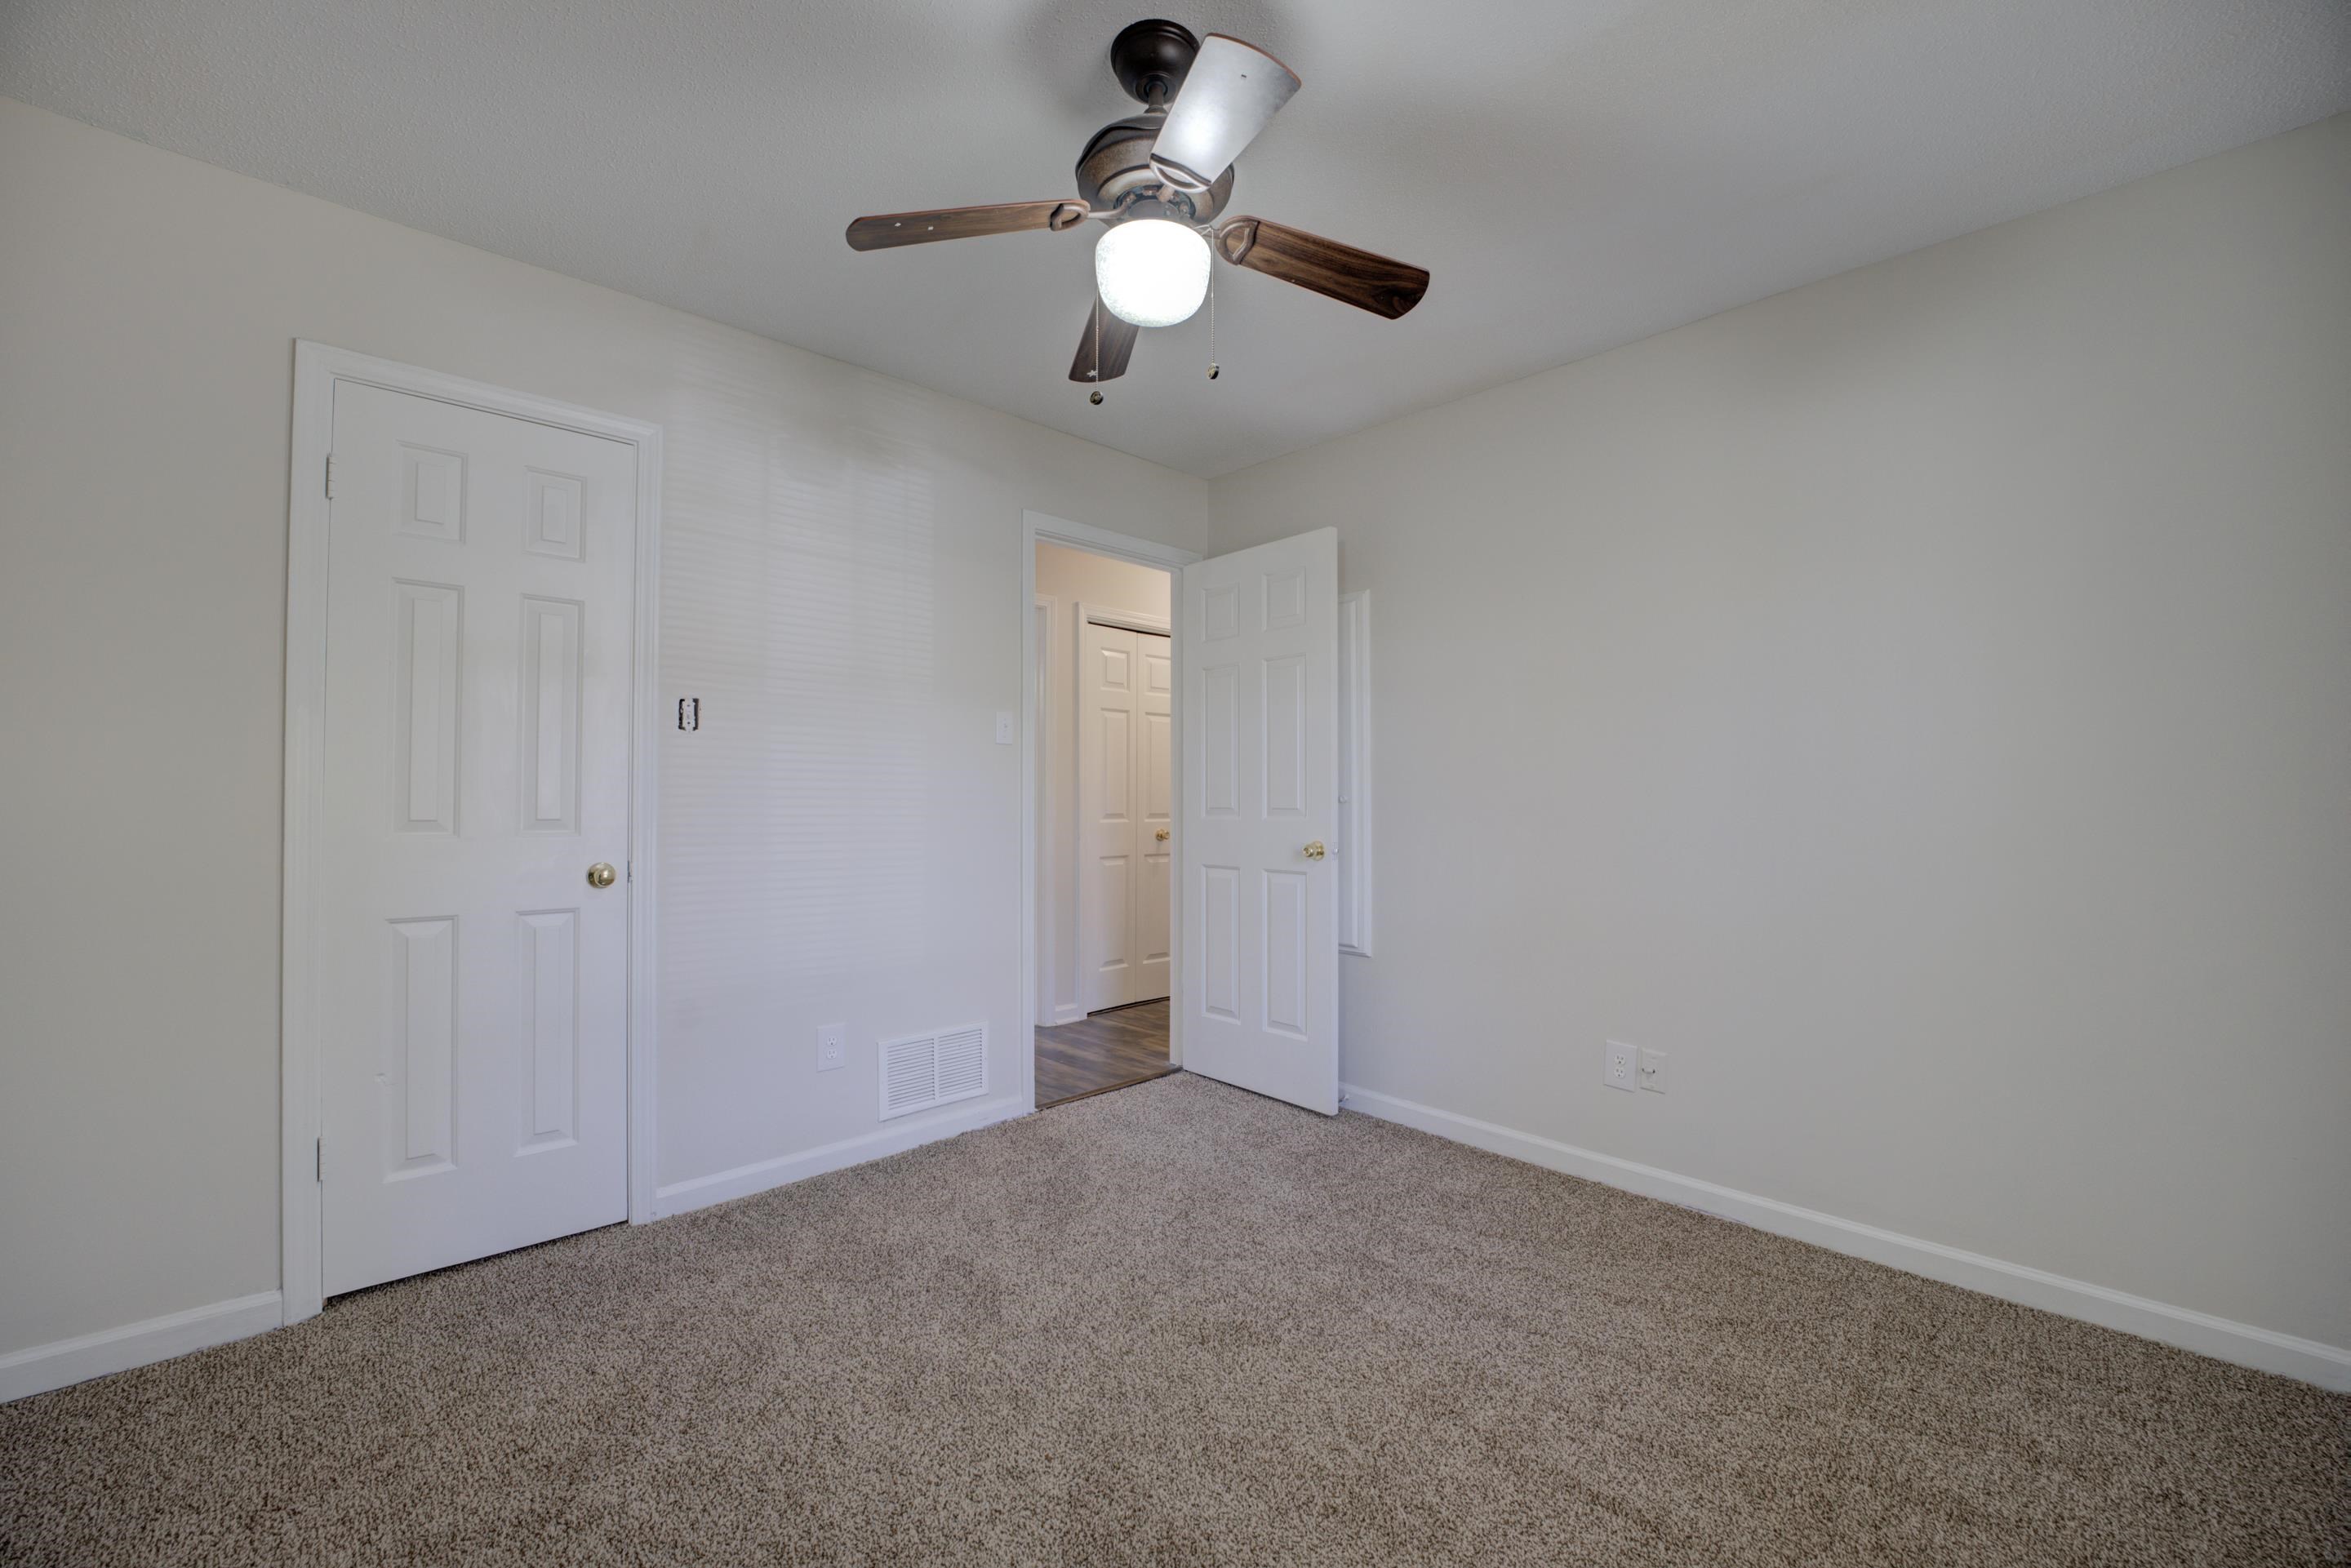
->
(1079, 618, 1173, 1011)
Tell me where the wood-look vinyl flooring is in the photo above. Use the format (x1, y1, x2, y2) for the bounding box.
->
(1035, 998, 1173, 1108)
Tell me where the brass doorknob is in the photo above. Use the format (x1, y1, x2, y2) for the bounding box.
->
(1302, 841, 1327, 860)
(586, 863, 618, 889)
(1155, 828, 1171, 842)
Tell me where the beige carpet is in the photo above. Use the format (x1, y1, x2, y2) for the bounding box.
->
(2, 1073, 2344, 1566)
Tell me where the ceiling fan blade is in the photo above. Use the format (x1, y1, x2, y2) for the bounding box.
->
(1069, 297, 1141, 384)
(846, 200, 1088, 251)
(1213, 218, 1429, 319)
(1149, 34, 1300, 191)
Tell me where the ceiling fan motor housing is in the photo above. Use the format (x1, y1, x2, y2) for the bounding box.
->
(1077, 113, 1233, 224)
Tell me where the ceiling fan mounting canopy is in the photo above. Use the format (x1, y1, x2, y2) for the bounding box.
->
(1109, 18, 1199, 107)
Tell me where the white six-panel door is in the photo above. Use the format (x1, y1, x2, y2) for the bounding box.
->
(1079, 621, 1172, 1011)
(1179, 529, 1340, 1114)
(318, 380, 637, 1295)
(1136, 631, 1173, 1001)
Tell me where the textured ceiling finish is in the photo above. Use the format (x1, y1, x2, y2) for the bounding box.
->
(5, 2, 2347, 476)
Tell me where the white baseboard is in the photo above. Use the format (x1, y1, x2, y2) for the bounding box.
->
(1339, 1083, 2351, 1393)
(0, 1290, 284, 1404)
(1046, 1003, 1087, 1027)
(651, 1094, 1030, 1218)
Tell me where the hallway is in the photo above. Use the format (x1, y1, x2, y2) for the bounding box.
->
(1034, 999, 1173, 1108)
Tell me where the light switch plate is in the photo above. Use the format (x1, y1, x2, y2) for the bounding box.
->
(1603, 1040, 1637, 1092)
(1637, 1046, 1669, 1094)
(816, 1023, 847, 1072)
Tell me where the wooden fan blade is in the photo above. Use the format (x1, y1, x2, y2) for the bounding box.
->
(1149, 34, 1300, 190)
(1213, 218, 1429, 319)
(1069, 297, 1141, 384)
(846, 200, 1088, 251)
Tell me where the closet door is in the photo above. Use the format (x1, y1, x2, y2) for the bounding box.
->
(1134, 632, 1173, 1002)
(1079, 620, 1143, 1011)
(318, 380, 636, 1294)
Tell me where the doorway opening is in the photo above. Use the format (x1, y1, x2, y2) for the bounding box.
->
(1033, 535, 1180, 1108)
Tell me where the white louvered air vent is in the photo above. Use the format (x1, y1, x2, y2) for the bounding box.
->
(878, 1024, 988, 1122)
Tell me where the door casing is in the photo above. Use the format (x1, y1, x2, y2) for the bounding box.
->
(1021, 513, 1199, 1110)
(281, 340, 664, 1324)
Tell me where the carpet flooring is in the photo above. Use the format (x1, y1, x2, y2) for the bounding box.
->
(3, 1073, 2345, 1566)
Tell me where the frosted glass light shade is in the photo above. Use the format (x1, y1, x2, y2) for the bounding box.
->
(1095, 219, 1211, 328)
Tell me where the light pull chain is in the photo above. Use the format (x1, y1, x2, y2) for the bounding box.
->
(1089, 296, 1104, 405)
(1207, 266, 1220, 380)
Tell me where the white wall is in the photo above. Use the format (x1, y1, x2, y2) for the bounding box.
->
(1207, 114, 2351, 1351)
(7, 85, 2345, 1373)
(0, 97, 1209, 1357)
(1032, 542, 1171, 1024)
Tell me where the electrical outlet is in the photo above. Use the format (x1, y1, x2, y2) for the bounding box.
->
(1602, 1040, 1637, 1092)
(1637, 1046, 1669, 1094)
(993, 711, 1016, 744)
(816, 1023, 847, 1073)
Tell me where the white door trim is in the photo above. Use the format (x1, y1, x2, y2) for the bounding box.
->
(1033, 595, 1059, 1027)
(1081, 604, 1172, 636)
(1021, 513, 1198, 1109)
(282, 340, 664, 1325)
(1337, 589, 1373, 958)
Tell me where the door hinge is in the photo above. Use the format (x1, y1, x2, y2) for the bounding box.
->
(324, 455, 339, 500)
(314, 1137, 322, 1183)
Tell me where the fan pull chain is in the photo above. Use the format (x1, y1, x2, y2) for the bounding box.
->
(1207, 268, 1220, 380)
(1089, 299, 1104, 405)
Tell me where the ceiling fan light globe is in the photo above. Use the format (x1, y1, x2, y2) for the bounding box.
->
(1095, 219, 1211, 328)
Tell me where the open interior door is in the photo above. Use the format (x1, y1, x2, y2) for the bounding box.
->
(1178, 527, 1340, 1113)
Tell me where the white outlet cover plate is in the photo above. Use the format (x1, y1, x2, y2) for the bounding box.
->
(993, 710, 1016, 744)
(1603, 1041, 1637, 1092)
(1637, 1046, 1669, 1093)
(816, 1022, 847, 1071)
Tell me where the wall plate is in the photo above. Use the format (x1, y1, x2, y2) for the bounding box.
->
(1637, 1046, 1669, 1094)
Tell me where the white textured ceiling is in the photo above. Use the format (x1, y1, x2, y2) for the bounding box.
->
(5, 1, 2347, 476)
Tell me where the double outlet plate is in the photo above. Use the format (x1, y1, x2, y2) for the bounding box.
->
(1604, 1040, 1667, 1095)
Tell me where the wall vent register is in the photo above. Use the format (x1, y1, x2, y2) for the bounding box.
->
(879, 1024, 989, 1121)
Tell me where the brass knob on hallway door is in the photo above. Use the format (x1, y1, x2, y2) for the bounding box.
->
(586, 863, 618, 889)
(1302, 841, 1327, 860)
(1156, 828, 1171, 842)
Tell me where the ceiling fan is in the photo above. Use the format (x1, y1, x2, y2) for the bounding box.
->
(845, 19, 1429, 396)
